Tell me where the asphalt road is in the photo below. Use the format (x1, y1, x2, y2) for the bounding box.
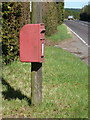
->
(64, 20, 89, 46)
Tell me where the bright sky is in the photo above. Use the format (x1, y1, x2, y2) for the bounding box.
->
(65, 0, 89, 8)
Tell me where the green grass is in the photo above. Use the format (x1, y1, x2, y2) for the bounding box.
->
(2, 46, 88, 118)
(46, 24, 72, 43)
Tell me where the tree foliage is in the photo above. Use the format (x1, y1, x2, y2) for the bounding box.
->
(64, 8, 81, 20)
(56, 2, 64, 24)
(80, 5, 90, 21)
(2, 2, 30, 64)
(42, 2, 64, 36)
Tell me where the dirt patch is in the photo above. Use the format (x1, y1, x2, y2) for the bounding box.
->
(45, 39, 56, 46)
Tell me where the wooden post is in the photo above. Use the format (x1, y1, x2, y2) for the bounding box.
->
(32, 2, 42, 24)
(31, 2, 42, 105)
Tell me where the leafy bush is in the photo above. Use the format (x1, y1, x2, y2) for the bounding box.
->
(2, 2, 30, 64)
(42, 2, 64, 36)
(56, 2, 64, 24)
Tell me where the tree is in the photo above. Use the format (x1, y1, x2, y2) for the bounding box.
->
(80, 5, 90, 21)
(65, 8, 81, 20)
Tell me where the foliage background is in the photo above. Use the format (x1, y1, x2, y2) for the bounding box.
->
(64, 8, 81, 20)
(65, 5, 90, 22)
(80, 4, 90, 21)
(42, 2, 64, 36)
(2, 2, 30, 64)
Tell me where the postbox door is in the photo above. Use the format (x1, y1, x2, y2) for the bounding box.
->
(20, 24, 39, 62)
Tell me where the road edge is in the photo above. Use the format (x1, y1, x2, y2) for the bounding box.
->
(64, 24, 90, 48)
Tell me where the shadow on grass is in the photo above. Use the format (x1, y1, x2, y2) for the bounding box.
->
(0, 42, 2, 56)
(2, 78, 31, 106)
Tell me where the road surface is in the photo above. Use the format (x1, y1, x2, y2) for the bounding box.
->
(64, 20, 89, 46)
(58, 20, 90, 65)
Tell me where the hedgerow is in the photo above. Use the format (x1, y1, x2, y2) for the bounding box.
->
(2, 2, 30, 64)
(42, 2, 64, 36)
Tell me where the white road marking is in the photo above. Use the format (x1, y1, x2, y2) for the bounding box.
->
(66, 25, 90, 47)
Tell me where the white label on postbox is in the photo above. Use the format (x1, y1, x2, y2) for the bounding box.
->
(42, 43, 44, 56)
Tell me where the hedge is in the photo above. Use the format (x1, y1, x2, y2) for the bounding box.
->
(42, 2, 64, 36)
(2, 2, 30, 64)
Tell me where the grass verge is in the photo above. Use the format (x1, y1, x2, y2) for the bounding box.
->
(46, 24, 72, 45)
(2, 46, 88, 118)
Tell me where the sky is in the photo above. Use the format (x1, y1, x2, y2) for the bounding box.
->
(64, 0, 89, 9)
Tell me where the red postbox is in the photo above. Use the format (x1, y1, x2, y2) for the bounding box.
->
(20, 23, 45, 62)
